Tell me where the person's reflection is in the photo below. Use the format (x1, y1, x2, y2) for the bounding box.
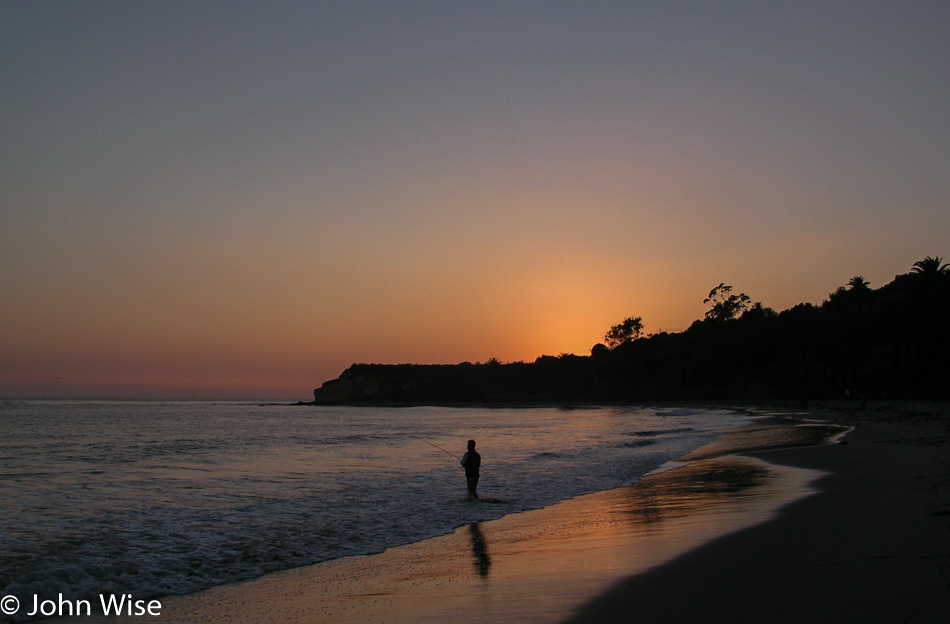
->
(468, 523, 491, 577)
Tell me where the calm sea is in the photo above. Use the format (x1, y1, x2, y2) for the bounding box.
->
(0, 400, 752, 621)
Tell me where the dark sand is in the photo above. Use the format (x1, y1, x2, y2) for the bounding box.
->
(566, 402, 950, 623)
(54, 402, 949, 623)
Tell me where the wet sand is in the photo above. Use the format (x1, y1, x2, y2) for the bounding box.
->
(143, 459, 818, 624)
(54, 410, 843, 624)
(54, 402, 948, 623)
(566, 401, 950, 623)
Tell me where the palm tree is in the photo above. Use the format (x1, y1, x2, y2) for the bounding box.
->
(847, 276, 870, 291)
(911, 256, 949, 275)
(905, 256, 950, 394)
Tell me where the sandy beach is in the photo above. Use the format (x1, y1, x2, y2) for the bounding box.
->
(53, 402, 948, 623)
(567, 401, 950, 623)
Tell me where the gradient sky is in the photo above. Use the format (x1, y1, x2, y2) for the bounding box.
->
(2, 1, 948, 399)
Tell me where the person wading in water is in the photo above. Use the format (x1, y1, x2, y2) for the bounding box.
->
(460, 439, 481, 501)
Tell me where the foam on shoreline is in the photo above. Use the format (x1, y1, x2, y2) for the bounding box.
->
(52, 414, 845, 624)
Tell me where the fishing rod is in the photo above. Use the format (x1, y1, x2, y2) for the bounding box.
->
(411, 435, 461, 459)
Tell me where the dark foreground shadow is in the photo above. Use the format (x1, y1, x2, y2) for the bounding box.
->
(468, 523, 491, 577)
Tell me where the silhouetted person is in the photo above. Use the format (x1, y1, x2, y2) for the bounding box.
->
(460, 439, 481, 500)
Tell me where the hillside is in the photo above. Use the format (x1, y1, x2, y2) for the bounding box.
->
(308, 258, 950, 405)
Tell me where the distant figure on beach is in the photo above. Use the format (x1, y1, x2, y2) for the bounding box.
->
(460, 439, 481, 500)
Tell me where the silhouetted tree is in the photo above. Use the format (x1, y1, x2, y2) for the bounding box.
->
(311, 256, 950, 405)
(703, 284, 752, 322)
(848, 276, 870, 290)
(605, 316, 644, 348)
(827, 275, 873, 312)
(740, 302, 778, 320)
(901, 256, 950, 394)
(911, 256, 949, 276)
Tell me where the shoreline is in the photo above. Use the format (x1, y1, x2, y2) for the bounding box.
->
(567, 401, 950, 623)
(51, 405, 851, 623)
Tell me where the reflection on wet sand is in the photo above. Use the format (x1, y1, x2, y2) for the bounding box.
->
(103, 422, 833, 624)
(620, 458, 773, 527)
(468, 523, 491, 578)
(683, 417, 849, 461)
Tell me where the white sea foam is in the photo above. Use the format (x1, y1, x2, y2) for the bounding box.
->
(0, 401, 752, 622)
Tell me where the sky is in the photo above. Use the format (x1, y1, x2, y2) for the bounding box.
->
(2, 1, 948, 400)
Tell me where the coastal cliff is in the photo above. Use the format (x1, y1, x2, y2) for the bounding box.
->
(309, 261, 950, 405)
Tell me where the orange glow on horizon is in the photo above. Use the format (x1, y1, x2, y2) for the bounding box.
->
(2, 4, 947, 399)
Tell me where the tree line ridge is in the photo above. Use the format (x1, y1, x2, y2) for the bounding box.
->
(308, 256, 949, 405)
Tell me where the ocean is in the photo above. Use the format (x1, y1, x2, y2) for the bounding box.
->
(0, 400, 753, 621)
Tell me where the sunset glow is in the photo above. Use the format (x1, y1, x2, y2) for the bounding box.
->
(2, 2, 948, 399)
